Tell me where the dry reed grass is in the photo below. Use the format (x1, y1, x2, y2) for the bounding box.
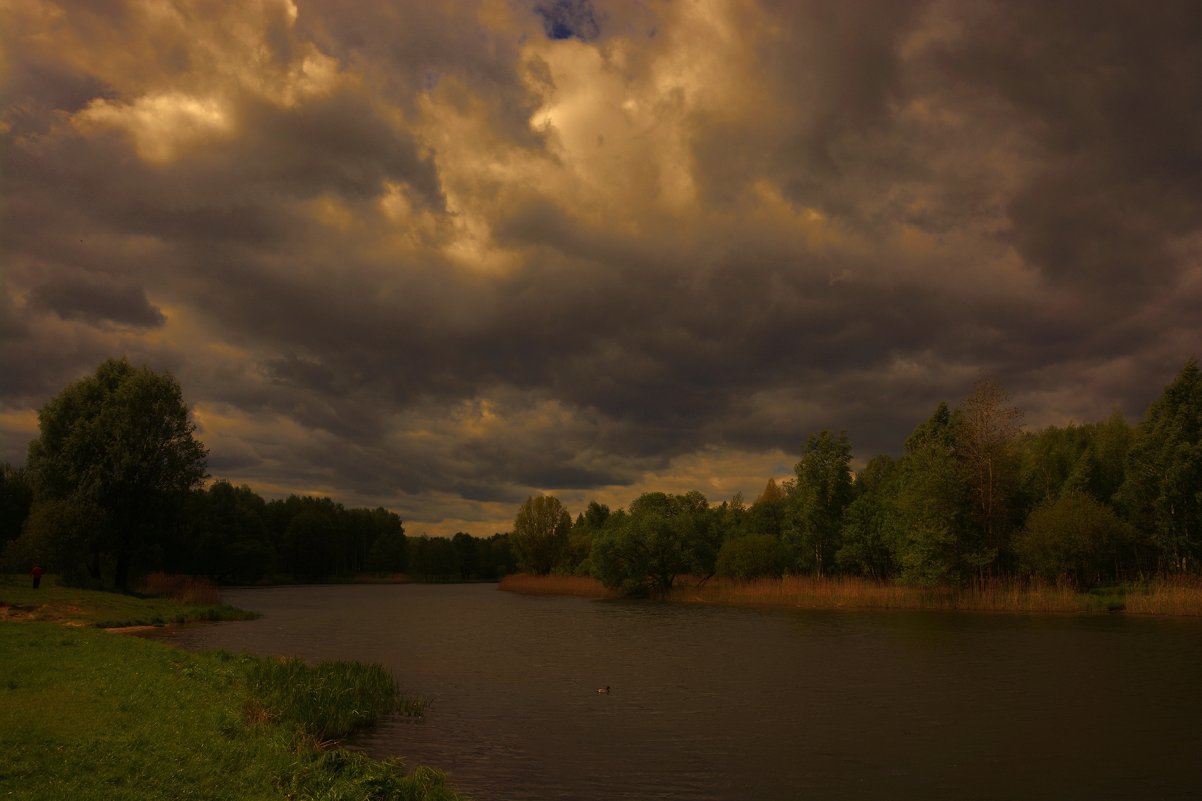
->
(137, 572, 223, 605)
(1124, 576, 1202, 616)
(501, 573, 1202, 616)
(498, 573, 618, 598)
(677, 576, 1125, 614)
(675, 576, 1200, 615)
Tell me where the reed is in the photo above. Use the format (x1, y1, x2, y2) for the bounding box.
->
(1125, 576, 1202, 616)
(137, 571, 223, 605)
(673, 575, 934, 610)
(501, 571, 1202, 615)
(674, 575, 1197, 615)
(498, 573, 619, 597)
(247, 656, 427, 742)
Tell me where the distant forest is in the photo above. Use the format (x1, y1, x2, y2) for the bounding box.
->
(1, 358, 1198, 592)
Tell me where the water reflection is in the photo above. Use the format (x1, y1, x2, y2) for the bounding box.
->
(149, 584, 1202, 801)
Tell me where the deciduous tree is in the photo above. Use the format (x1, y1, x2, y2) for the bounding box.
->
(1117, 359, 1202, 572)
(25, 359, 208, 589)
(894, 403, 978, 585)
(512, 495, 571, 574)
(784, 431, 854, 576)
(590, 491, 717, 595)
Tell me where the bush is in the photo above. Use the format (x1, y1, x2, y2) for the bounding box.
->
(1014, 492, 1135, 589)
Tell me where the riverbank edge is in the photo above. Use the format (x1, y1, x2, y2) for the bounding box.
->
(0, 580, 467, 801)
(497, 573, 1202, 616)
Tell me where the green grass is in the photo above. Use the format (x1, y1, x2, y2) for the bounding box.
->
(0, 622, 466, 801)
(0, 574, 257, 628)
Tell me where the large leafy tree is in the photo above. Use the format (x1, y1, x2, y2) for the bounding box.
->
(893, 403, 978, 585)
(836, 455, 900, 580)
(784, 430, 854, 576)
(26, 359, 208, 589)
(1117, 359, 1202, 572)
(511, 495, 571, 574)
(590, 491, 718, 595)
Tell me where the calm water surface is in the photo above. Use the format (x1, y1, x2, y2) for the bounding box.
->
(152, 584, 1202, 800)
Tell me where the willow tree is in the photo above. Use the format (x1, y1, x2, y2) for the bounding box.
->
(26, 359, 208, 589)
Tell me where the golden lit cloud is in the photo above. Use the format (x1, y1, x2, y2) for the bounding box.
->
(3, 0, 1199, 538)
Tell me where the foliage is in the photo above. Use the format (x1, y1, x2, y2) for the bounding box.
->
(590, 491, 718, 595)
(893, 403, 982, 585)
(511, 495, 571, 575)
(1017, 414, 1132, 510)
(783, 430, 854, 576)
(282, 510, 340, 582)
(368, 528, 409, 573)
(583, 500, 611, 530)
(715, 534, 789, 581)
(1014, 492, 1136, 588)
(836, 455, 899, 580)
(23, 359, 208, 590)
(0, 463, 32, 545)
(407, 535, 460, 581)
(1116, 358, 1202, 572)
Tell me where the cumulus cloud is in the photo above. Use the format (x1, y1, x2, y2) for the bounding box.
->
(1, 0, 1198, 535)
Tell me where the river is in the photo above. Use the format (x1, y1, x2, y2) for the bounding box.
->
(148, 583, 1202, 800)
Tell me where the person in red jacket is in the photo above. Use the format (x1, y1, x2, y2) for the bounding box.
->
(30, 565, 44, 589)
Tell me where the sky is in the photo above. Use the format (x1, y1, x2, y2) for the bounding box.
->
(2, 0, 1200, 537)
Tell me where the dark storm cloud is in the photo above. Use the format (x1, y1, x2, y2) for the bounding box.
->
(2, 0, 1199, 534)
(933, 0, 1202, 297)
(232, 90, 445, 209)
(27, 274, 165, 329)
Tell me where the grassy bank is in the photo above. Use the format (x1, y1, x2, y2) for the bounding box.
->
(0, 574, 256, 628)
(0, 622, 463, 801)
(1, 574, 466, 800)
(500, 573, 1202, 616)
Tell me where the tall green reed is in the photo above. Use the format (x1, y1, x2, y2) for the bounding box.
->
(247, 657, 427, 742)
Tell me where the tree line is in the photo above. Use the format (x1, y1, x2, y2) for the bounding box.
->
(508, 360, 1202, 595)
(0, 359, 516, 588)
(1, 357, 1198, 594)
